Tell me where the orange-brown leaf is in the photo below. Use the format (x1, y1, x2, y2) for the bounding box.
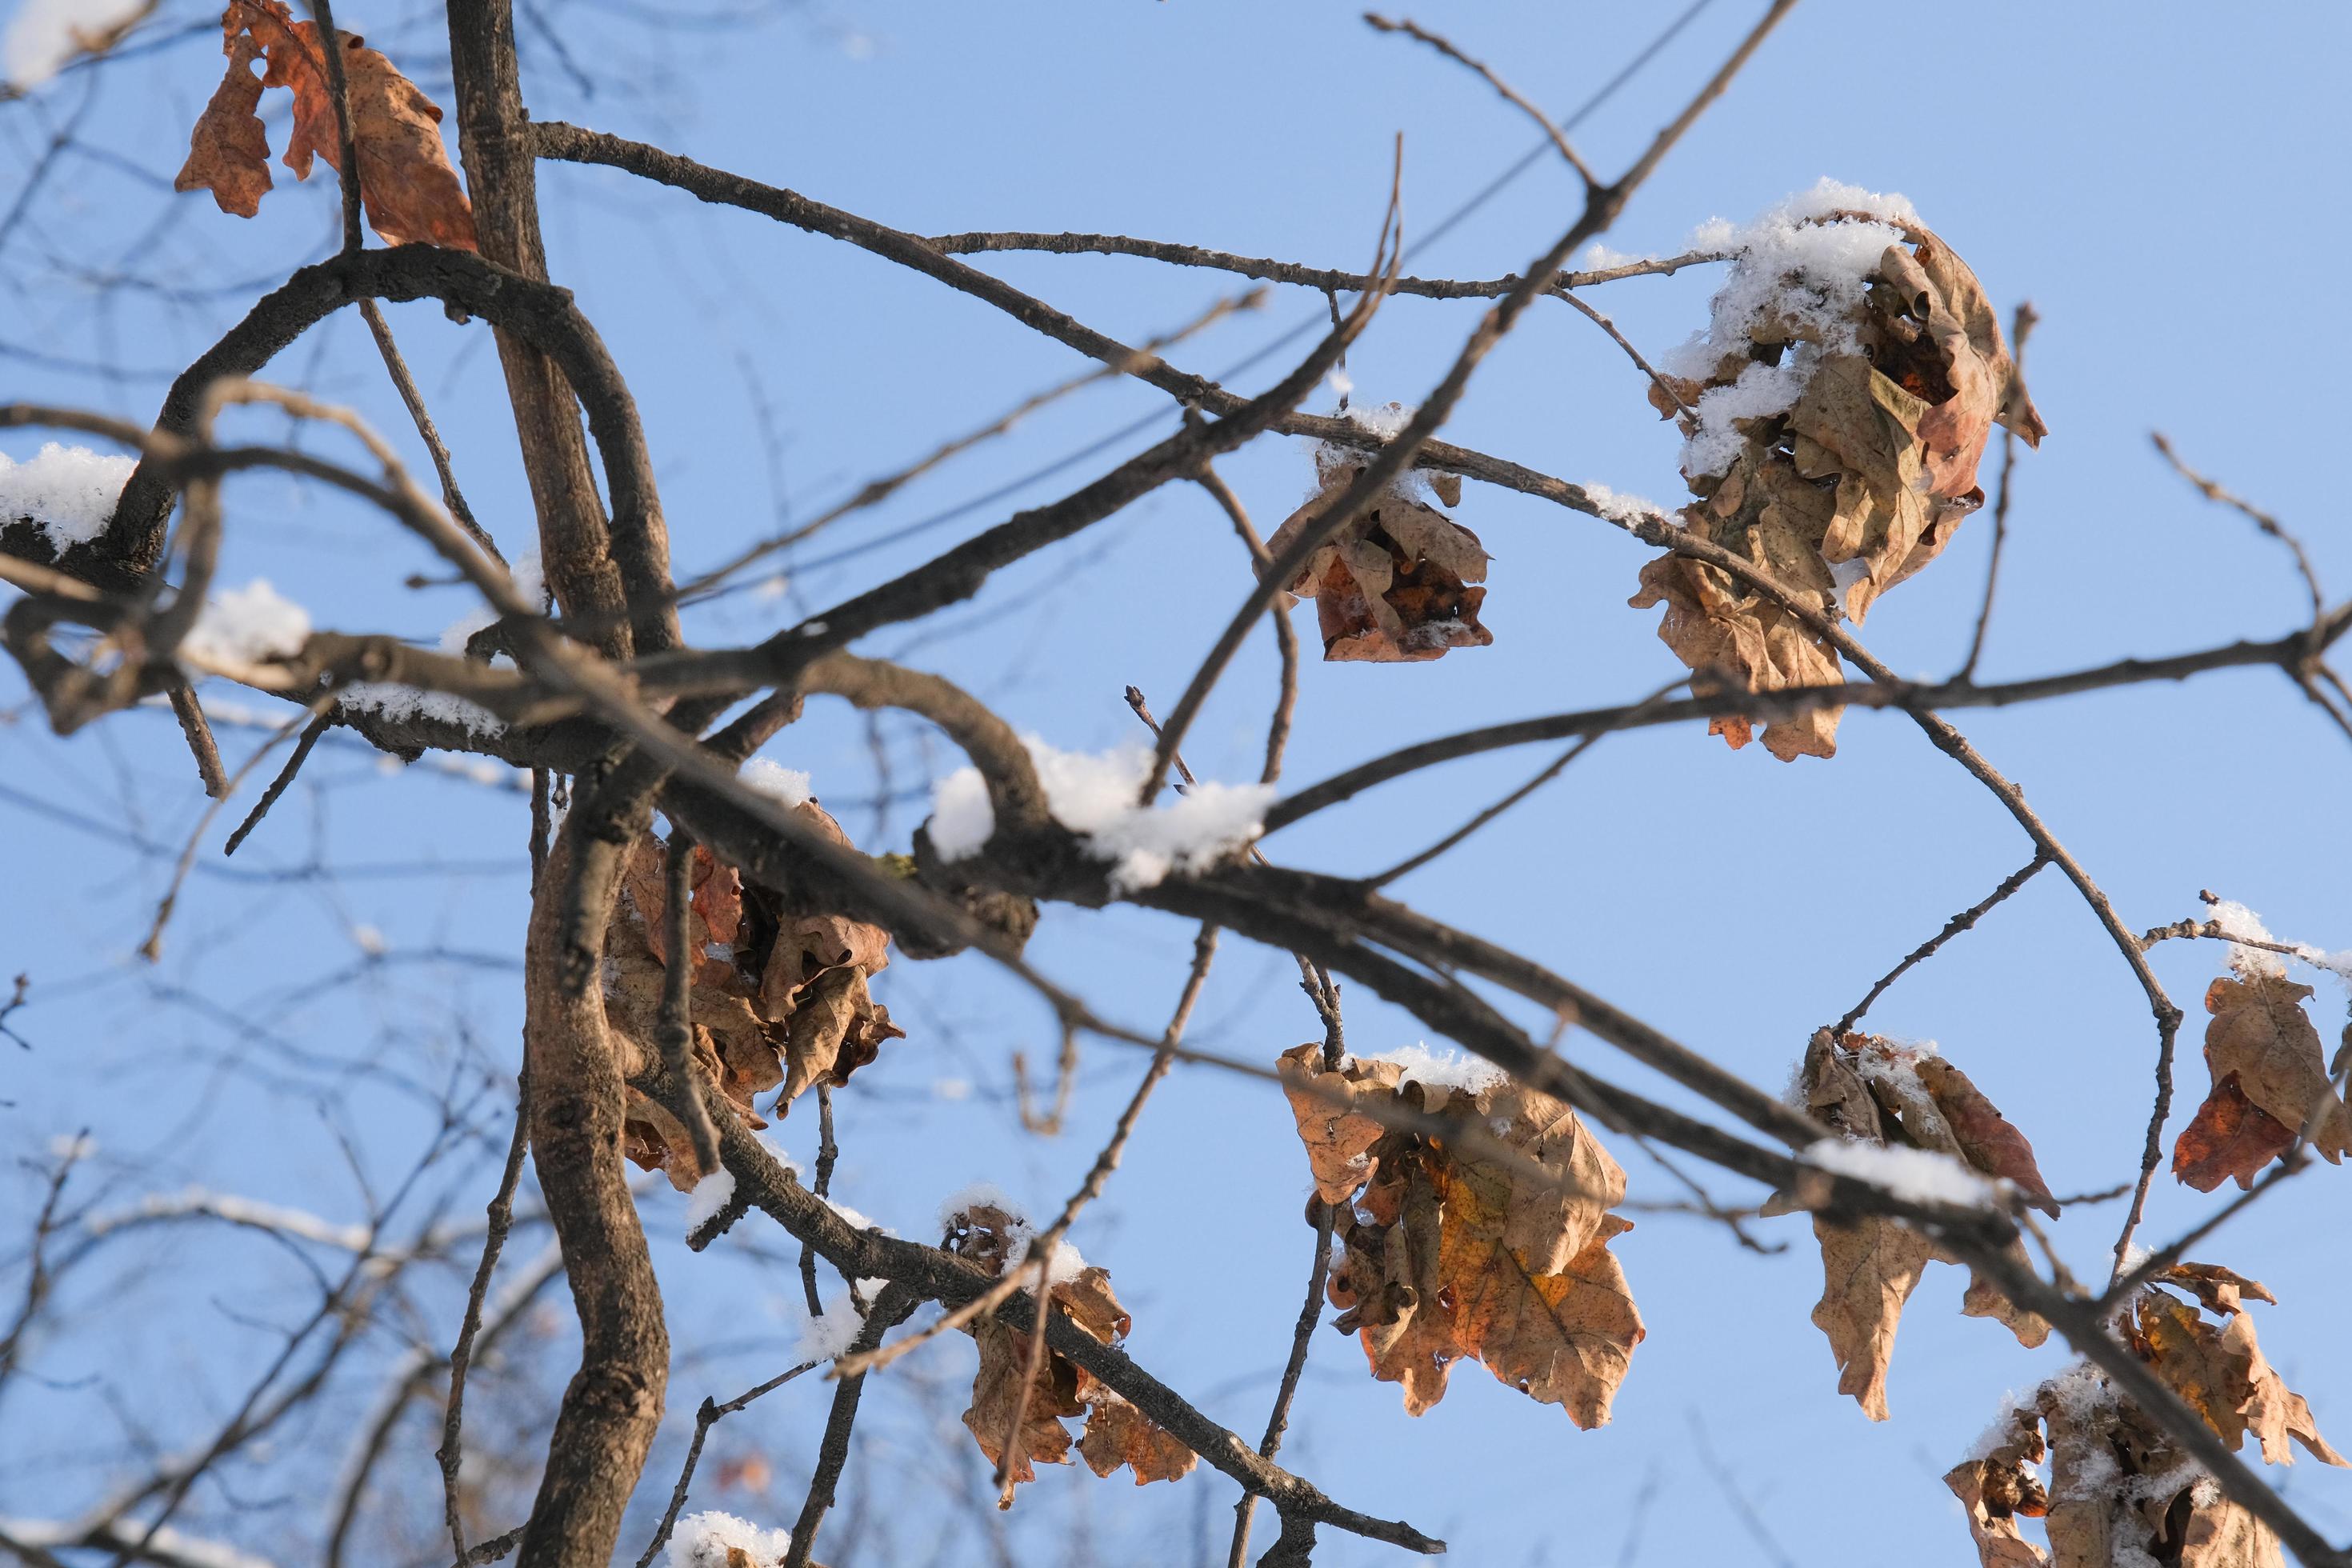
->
(2194, 969, 2352, 1164)
(180, 1, 475, 249)
(1075, 1391, 1198, 1486)
(2173, 1074, 2295, 1193)
(173, 33, 273, 217)
(1274, 1042, 1402, 1206)
(1914, 1055, 2060, 1217)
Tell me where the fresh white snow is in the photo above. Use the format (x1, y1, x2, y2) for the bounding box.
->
(182, 578, 313, 667)
(685, 1169, 737, 1234)
(1357, 1042, 1504, 1094)
(1578, 482, 1669, 526)
(1800, 1137, 1992, 1207)
(662, 1509, 794, 1568)
(739, 758, 814, 807)
(338, 682, 506, 737)
(1666, 179, 1923, 479)
(0, 441, 135, 547)
(927, 737, 1271, 892)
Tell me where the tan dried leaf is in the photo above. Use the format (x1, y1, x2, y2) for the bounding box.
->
(943, 1206, 1189, 1501)
(2173, 970, 2352, 1194)
(1274, 1042, 1403, 1206)
(1808, 1211, 1931, 1422)
(1075, 1390, 1198, 1486)
(1319, 1072, 1640, 1425)
(1943, 1404, 2050, 1568)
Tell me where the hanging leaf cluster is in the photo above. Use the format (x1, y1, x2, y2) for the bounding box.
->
(175, 0, 477, 248)
(1944, 1262, 2346, 1568)
(606, 801, 902, 1190)
(943, 1203, 1197, 1498)
(1266, 420, 1492, 663)
(1770, 1033, 2056, 1418)
(1631, 218, 2044, 759)
(1276, 1044, 1642, 1426)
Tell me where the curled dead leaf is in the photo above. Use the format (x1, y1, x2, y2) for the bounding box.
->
(1295, 1060, 1640, 1425)
(942, 1203, 1193, 1498)
(1779, 1034, 2058, 1416)
(1267, 434, 1493, 663)
(1632, 218, 2040, 760)
(175, 0, 475, 249)
(610, 802, 898, 1190)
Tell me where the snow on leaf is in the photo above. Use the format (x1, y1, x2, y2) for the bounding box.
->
(1630, 197, 2040, 761)
(1949, 1267, 2346, 1568)
(1775, 1034, 2058, 1418)
(175, 1, 475, 249)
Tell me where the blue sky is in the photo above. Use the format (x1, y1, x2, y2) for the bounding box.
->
(3, 2, 2349, 1564)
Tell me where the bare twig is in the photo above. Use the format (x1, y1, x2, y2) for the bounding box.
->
(1832, 852, 2051, 1035)
(1365, 13, 1602, 190)
(1958, 301, 2036, 680)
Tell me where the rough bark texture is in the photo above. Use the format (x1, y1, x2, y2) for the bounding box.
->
(514, 823, 669, 1568)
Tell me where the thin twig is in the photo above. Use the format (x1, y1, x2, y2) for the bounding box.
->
(634, 1359, 824, 1568)
(658, 826, 722, 1175)
(1832, 852, 2051, 1035)
(222, 710, 333, 855)
(798, 1084, 837, 1318)
(786, 1287, 916, 1566)
(1958, 301, 2037, 680)
(438, 1065, 533, 1562)
(1367, 675, 1685, 886)
(2151, 429, 2325, 622)
(1365, 14, 1602, 190)
(358, 298, 495, 558)
(164, 680, 228, 798)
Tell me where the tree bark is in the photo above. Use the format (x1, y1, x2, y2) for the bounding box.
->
(514, 822, 669, 1568)
(445, 0, 634, 658)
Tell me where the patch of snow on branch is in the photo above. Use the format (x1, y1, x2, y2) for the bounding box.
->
(339, 682, 505, 737)
(1801, 1138, 1992, 1207)
(740, 758, 813, 807)
(684, 1169, 736, 1235)
(663, 1510, 794, 1568)
(0, 441, 135, 547)
(1359, 1042, 1503, 1094)
(183, 579, 312, 666)
(792, 1294, 866, 1362)
(1579, 482, 1667, 526)
(927, 738, 1272, 893)
(2204, 898, 2285, 978)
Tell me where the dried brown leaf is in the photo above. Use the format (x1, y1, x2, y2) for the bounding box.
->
(1318, 1070, 1640, 1425)
(1267, 450, 1492, 663)
(177, 0, 475, 249)
(1274, 1042, 1403, 1206)
(2174, 970, 2352, 1194)
(173, 34, 272, 217)
(1630, 220, 2036, 761)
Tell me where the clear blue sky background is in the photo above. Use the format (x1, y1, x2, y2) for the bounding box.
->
(3, 2, 2349, 1564)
